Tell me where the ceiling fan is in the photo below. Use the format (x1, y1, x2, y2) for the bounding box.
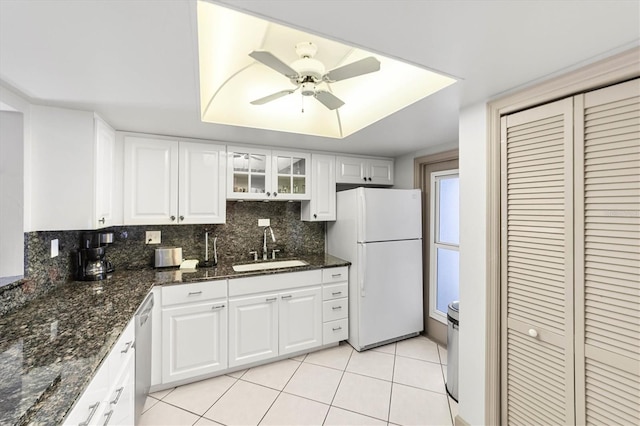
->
(249, 42, 381, 110)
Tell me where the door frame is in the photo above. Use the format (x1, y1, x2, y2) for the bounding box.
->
(485, 47, 640, 425)
(414, 149, 459, 345)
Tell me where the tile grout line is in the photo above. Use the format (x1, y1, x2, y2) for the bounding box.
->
(387, 343, 398, 424)
(196, 375, 241, 424)
(254, 357, 306, 425)
(321, 344, 354, 425)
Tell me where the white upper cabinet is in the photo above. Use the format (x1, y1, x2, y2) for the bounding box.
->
(301, 154, 336, 221)
(123, 136, 226, 225)
(29, 106, 121, 231)
(94, 117, 117, 228)
(178, 142, 226, 224)
(336, 156, 394, 185)
(227, 147, 310, 200)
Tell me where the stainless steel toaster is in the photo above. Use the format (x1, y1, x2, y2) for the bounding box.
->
(154, 247, 183, 268)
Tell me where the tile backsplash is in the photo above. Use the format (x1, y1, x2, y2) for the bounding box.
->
(17, 201, 324, 292)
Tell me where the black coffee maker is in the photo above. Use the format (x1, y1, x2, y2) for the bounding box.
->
(76, 233, 114, 281)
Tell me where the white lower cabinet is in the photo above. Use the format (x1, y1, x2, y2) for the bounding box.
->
(64, 319, 135, 426)
(154, 267, 348, 387)
(228, 293, 279, 368)
(161, 281, 228, 383)
(228, 286, 322, 367)
(279, 287, 322, 355)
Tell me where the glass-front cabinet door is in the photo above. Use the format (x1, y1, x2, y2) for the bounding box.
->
(273, 151, 310, 200)
(227, 147, 310, 200)
(227, 147, 272, 200)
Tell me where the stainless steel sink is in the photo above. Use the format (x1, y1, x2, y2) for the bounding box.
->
(232, 259, 308, 272)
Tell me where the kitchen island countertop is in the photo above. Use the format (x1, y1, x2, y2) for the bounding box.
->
(0, 254, 349, 425)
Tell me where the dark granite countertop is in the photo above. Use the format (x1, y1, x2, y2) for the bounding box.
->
(0, 254, 349, 425)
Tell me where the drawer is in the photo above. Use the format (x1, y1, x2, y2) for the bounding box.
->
(322, 267, 348, 284)
(229, 270, 322, 297)
(323, 298, 348, 322)
(322, 282, 348, 301)
(107, 319, 135, 380)
(323, 318, 348, 344)
(162, 280, 227, 307)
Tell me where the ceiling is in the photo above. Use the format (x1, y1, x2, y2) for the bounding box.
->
(0, 0, 638, 157)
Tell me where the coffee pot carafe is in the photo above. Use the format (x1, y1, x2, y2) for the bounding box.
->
(75, 232, 114, 281)
(77, 246, 108, 281)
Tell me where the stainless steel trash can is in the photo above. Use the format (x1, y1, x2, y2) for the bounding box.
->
(446, 301, 459, 402)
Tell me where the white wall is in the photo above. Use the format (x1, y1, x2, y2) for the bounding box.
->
(393, 141, 458, 188)
(457, 102, 488, 424)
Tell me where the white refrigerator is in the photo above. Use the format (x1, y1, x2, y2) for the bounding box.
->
(327, 187, 423, 351)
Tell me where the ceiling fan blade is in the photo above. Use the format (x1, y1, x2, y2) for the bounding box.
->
(315, 90, 345, 110)
(250, 89, 296, 105)
(249, 50, 298, 79)
(324, 56, 381, 82)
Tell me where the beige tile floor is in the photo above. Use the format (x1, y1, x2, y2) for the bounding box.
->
(140, 335, 458, 426)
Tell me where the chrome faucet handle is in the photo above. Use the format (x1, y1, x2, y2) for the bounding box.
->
(249, 251, 258, 261)
(271, 249, 280, 260)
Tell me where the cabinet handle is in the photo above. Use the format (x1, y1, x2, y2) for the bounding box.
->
(188, 291, 202, 296)
(313, 214, 317, 219)
(332, 326, 342, 331)
(179, 215, 184, 221)
(332, 291, 342, 296)
(368, 177, 372, 181)
(266, 192, 271, 197)
(102, 409, 114, 426)
(528, 328, 538, 338)
(110, 386, 124, 405)
(331, 273, 342, 278)
(98, 217, 105, 224)
(273, 192, 278, 197)
(281, 295, 292, 299)
(266, 297, 277, 302)
(170, 215, 176, 221)
(212, 304, 226, 310)
(332, 306, 342, 310)
(79, 402, 100, 426)
(120, 341, 132, 354)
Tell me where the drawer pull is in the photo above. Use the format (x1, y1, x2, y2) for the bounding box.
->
(332, 326, 342, 331)
(331, 291, 342, 296)
(103, 409, 114, 426)
(120, 341, 132, 354)
(188, 291, 203, 296)
(212, 304, 226, 310)
(111, 386, 124, 405)
(102, 410, 113, 426)
(331, 273, 342, 278)
(332, 306, 342, 310)
(79, 402, 100, 426)
(281, 295, 293, 299)
(266, 297, 277, 302)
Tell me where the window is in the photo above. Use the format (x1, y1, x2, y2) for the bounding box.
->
(429, 170, 459, 323)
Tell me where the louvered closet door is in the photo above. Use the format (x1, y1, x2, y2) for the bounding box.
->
(501, 98, 575, 425)
(574, 78, 640, 426)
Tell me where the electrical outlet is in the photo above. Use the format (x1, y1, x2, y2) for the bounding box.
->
(50, 239, 59, 258)
(258, 218, 270, 227)
(146, 231, 161, 244)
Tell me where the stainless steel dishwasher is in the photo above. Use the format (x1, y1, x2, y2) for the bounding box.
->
(134, 292, 154, 423)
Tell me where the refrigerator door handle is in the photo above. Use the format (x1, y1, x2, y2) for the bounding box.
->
(358, 189, 366, 243)
(358, 244, 366, 297)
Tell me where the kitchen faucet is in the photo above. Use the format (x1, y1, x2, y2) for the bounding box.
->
(263, 226, 276, 260)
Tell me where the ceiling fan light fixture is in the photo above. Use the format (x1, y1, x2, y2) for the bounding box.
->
(300, 82, 316, 97)
(196, 1, 458, 139)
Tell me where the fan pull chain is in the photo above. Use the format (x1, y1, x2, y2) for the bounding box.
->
(301, 94, 305, 113)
